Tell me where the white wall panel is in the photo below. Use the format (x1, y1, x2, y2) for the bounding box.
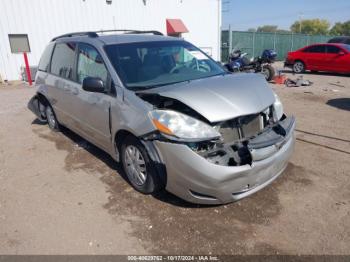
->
(0, 0, 221, 80)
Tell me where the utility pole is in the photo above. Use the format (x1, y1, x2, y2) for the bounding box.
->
(298, 12, 304, 33)
(218, 0, 222, 61)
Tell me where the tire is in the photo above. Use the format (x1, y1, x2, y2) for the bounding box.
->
(121, 136, 164, 194)
(262, 64, 275, 81)
(45, 104, 60, 131)
(293, 61, 305, 73)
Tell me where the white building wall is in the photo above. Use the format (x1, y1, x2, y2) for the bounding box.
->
(0, 0, 221, 81)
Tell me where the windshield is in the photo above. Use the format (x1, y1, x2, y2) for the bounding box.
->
(104, 40, 225, 90)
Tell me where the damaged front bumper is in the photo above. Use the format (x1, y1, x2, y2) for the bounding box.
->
(27, 95, 46, 122)
(153, 116, 296, 204)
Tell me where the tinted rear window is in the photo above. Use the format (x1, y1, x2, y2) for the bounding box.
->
(50, 42, 77, 80)
(303, 45, 326, 53)
(38, 43, 54, 72)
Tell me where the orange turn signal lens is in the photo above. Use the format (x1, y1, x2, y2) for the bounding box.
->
(152, 119, 174, 136)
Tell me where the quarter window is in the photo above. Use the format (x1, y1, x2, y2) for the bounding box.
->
(77, 43, 108, 85)
(50, 42, 77, 80)
(38, 43, 55, 72)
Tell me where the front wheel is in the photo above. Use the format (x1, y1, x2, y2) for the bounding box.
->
(262, 64, 275, 81)
(293, 61, 305, 73)
(121, 136, 164, 194)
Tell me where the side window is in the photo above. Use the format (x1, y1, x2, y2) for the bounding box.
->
(77, 43, 108, 85)
(303, 45, 326, 53)
(38, 43, 55, 72)
(51, 42, 76, 80)
(327, 45, 341, 54)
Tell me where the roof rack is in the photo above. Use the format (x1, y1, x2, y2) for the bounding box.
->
(51, 31, 98, 41)
(95, 29, 163, 36)
(51, 29, 163, 41)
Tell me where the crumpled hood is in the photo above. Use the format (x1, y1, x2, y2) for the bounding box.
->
(141, 73, 276, 123)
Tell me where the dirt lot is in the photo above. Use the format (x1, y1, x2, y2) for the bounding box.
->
(0, 67, 349, 255)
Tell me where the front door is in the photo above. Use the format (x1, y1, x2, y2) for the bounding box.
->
(325, 45, 349, 72)
(303, 45, 326, 71)
(69, 43, 113, 151)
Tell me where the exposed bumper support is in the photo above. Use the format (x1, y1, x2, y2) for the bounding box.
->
(249, 116, 295, 161)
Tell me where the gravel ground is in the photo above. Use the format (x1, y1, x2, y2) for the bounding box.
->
(0, 67, 349, 255)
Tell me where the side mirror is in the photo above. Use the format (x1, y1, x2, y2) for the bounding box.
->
(82, 77, 105, 93)
(338, 51, 345, 56)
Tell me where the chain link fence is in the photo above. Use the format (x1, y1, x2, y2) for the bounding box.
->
(221, 30, 334, 62)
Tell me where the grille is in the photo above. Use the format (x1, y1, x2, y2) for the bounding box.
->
(216, 109, 271, 143)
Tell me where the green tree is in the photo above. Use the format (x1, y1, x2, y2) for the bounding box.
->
(276, 29, 290, 33)
(257, 25, 278, 33)
(290, 19, 330, 35)
(330, 20, 350, 36)
(247, 28, 257, 32)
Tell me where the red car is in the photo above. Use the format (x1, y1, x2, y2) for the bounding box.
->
(285, 43, 350, 74)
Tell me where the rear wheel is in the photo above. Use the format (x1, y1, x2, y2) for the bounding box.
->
(45, 104, 60, 131)
(262, 64, 275, 81)
(293, 61, 305, 73)
(121, 136, 164, 194)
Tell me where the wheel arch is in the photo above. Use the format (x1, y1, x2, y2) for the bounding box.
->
(114, 129, 167, 186)
(114, 129, 162, 163)
(294, 59, 306, 67)
(114, 129, 137, 153)
(36, 92, 50, 106)
(27, 91, 52, 122)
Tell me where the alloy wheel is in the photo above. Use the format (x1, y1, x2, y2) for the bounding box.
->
(46, 106, 56, 129)
(123, 145, 147, 186)
(293, 62, 304, 73)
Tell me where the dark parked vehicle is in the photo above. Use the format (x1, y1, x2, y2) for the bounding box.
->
(328, 36, 350, 45)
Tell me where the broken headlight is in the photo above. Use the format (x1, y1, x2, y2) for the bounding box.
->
(273, 92, 283, 121)
(149, 110, 221, 142)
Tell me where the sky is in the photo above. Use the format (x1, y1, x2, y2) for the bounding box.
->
(222, 0, 350, 30)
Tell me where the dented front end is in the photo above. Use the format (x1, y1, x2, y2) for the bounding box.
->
(138, 91, 294, 167)
(137, 89, 295, 204)
(197, 114, 295, 166)
(153, 115, 295, 204)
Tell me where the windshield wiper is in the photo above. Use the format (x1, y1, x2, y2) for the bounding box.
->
(129, 80, 191, 91)
(128, 85, 157, 91)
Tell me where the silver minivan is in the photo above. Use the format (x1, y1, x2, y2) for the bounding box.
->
(28, 30, 295, 204)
